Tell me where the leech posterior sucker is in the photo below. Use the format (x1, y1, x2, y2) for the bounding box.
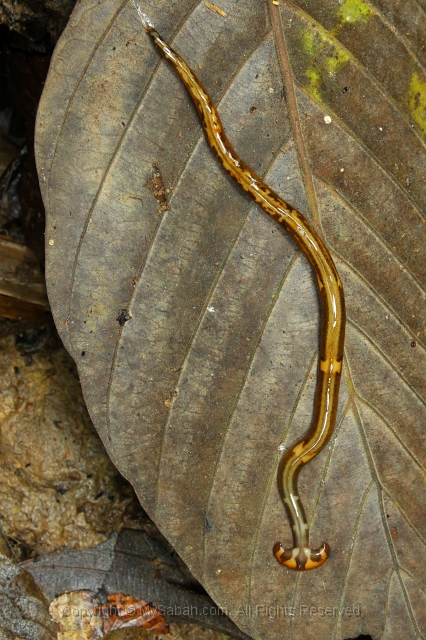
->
(140, 15, 346, 571)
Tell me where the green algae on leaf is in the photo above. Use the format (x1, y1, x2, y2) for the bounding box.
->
(302, 24, 350, 100)
(337, 0, 373, 25)
(407, 73, 426, 137)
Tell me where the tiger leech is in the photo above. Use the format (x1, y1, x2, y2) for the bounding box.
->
(141, 16, 346, 571)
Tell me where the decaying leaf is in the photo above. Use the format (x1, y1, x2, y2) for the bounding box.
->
(35, 1, 426, 638)
(25, 530, 248, 639)
(0, 553, 57, 639)
(102, 594, 169, 634)
(49, 590, 169, 638)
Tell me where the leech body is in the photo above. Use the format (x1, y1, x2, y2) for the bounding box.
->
(142, 18, 345, 571)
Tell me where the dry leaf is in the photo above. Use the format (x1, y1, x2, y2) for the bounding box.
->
(36, 1, 426, 638)
(49, 590, 169, 637)
(0, 554, 57, 639)
(102, 594, 169, 634)
(25, 530, 247, 639)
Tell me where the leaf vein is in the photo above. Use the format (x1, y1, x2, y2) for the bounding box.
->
(332, 480, 375, 640)
(330, 248, 426, 351)
(315, 170, 425, 291)
(353, 393, 425, 474)
(347, 317, 425, 405)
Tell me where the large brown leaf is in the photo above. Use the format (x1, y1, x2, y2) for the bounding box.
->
(35, 0, 426, 637)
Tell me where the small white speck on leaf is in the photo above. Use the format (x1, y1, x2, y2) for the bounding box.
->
(324, 115, 332, 124)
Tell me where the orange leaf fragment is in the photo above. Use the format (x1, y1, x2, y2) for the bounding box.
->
(101, 594, 169, 634)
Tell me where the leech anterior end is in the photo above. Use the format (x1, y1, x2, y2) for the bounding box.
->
(141, 18, 346, 571)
